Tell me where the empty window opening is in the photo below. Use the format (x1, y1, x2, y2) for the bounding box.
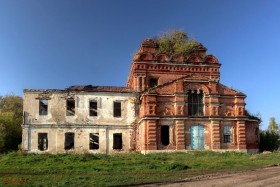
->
(39, 100, 48, 115)
(150, 78, 158, 87)
(139, 77, 142, 91)
(113, 133, 122, 149)
(65, 132, 75, 150)
(113, 101, 121, 117)
(161, 126, 170, 146)
(38, 133, 48, 151)
(89, 100, 97, 116)
(188, 90, 204, 116)
(89, 133, 99, 150)
(66, 99, 75, 116)
(223, 126, 232, 143)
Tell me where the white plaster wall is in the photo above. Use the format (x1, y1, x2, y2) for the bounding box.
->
(22, 91, 137, 154)
(23, 92, 136, 126)
(26, 126, 132, 154)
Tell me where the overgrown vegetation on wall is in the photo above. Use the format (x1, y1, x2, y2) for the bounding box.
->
(152, 30, 199, 56)
(0, 95, 22, 153)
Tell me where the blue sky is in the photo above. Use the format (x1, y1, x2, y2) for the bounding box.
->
(0, 0, 279, 129)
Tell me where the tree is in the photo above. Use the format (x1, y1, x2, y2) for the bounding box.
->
(153, 30, 199, 56)
(259, 117, 280, 152)
(0, 95, 23, 153)
(268, 117, 278, 134)
(259, 130, 280, 152)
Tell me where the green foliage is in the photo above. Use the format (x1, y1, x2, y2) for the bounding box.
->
(1, 151, 280, 186)
(260, 130, 280, 152)
(153, 30, 199, 56)
(268, 117, 278, 133)
(245, 110, 262, 122)
(0, 95, 23, 153)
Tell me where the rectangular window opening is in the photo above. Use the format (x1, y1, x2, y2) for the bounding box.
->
(66, 99, 75, 116)
(89, 101, 97, 116)
(161, 125, 170, 146)
(39, 100, 48, 115)
(223, 126, 232, 143)
(149, 78, 158, 88)
(38, 133, 48, 151)
(113, 101, 121, 117)
(65, 132, 75, 150)
(113, 133, 122, 149)
(89, 133, 99, 150)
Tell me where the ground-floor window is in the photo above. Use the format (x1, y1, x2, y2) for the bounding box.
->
(38, 133, 48, 151)
(65, 132, 75, 150)
(161, 126, 170, 146)
(89, 133, 99, 150)
(223, 126, 232, 143)
(113, 133, 122, 149)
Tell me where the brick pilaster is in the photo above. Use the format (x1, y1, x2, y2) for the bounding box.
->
(237, 121, 247, 149)
(175, 120, 185, 150)
(211, 120, 221, 149)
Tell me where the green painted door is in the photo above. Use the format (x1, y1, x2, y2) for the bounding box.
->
(191, 125, 205, 149)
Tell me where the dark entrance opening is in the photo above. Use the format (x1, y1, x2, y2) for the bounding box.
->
(161, 126, 170, 146)
(65, 132, 75, 150)
(113, 133, 122, 149)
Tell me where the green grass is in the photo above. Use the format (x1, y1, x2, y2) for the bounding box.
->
(0, 151, 280, 186)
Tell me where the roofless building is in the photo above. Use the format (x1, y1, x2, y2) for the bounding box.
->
(22, 38, 259, 154)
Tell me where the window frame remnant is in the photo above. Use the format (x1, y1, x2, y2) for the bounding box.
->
(64, 132, 75, 150)
(223, 126, 232, 143)
(89, 133, 99, 150)
(113, 133, 122, 150)
(38, 133, 48, 151)
(188, 90, 204, 116)
(113, 101, 121, 117)
(89, 100, 98, 117)
(149, 78, 158, 88)
(39, 100, 48, 115)
(161, 125, 170, 146)
(66, 99, 75, 116)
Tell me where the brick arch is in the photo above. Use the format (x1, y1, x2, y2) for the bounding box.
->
(204, 55, 218, 64)
(139, 53, 155, 61)
(156, 53, 170, 63)
(184, 83, 210, 94)
(186, 55, 202, 63)
(171, 55, 185, 63)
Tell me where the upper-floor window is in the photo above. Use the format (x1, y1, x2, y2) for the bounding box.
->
(66, 99, 75, 116)
(223, 126, 232, 143)
(150, 78, 158, 88)
(39, 100, 48, 115)
(113, 101, 121, 117)
(89, 100, 97, 116)
(188, 90, 204, 116)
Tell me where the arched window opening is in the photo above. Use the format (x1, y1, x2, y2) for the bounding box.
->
(188, 90, 204, 116)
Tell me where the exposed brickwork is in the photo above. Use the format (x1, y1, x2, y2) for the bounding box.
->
(129, 39, 259, 153)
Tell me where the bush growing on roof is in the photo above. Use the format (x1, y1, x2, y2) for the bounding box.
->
(152, 29, 199, 56)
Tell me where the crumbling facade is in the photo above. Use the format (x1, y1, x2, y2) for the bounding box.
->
(22, 39, 259, 154)
(127, 40, 259, 154)
(22, 86, 137, 154)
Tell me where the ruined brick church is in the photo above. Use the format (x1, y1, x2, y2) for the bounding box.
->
(22, 39, 259, 154)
